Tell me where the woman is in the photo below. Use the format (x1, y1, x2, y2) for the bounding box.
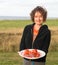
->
(19, 6, 51, 65)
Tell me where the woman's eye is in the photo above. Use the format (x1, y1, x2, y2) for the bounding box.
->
(35, 16, 38, 18)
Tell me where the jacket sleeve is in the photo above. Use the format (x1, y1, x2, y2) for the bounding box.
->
(42, 30, 51, 54)
(19, 26, 27, 51)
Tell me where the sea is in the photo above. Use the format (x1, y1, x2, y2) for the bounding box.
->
(0, 16, 31, 20)
(0, 16, 57, 20)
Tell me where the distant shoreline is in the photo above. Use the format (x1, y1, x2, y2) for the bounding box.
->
(0, 16, 30, 20)
(0, 16, 58, 20)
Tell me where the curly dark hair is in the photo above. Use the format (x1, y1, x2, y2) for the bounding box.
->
(30, 6, 47, 22)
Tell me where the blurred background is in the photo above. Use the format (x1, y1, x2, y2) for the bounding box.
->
(0, 0, 58, 65)
(0, 0, 58, 19)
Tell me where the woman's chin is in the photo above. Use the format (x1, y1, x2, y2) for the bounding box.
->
(35, 23, 42, 25)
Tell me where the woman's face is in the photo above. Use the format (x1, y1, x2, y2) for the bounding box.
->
(34, 11, 43, 25)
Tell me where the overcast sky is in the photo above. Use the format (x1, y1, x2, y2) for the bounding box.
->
(0, 0, 58, 18)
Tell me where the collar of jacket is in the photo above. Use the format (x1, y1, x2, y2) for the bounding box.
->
(28, 23, 49, 43)
(30, 23, 48, 33)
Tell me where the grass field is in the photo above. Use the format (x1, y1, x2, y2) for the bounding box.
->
(0, 19, 58, 65)
(0, 20, 32, 29)
(0, 19, 58, 29)
(0, 51, 58, 65)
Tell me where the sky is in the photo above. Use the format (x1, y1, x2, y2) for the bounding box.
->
(0, 0, 58, 18)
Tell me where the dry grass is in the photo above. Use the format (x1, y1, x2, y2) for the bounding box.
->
(0, 27, 58, 52)
(0, 28, 23, 33)
(48, 26, 58, 51)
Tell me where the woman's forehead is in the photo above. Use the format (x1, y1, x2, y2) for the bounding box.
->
(35, 11, 42, 16)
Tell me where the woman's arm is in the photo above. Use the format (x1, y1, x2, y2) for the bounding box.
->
(42, 30, 51, 54)
(19, 26, 27, 51)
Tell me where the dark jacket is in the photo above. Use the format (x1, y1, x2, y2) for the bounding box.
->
(19, 23, 51, 62)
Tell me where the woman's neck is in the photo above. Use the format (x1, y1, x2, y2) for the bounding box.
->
(34, 24, 42, 30)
